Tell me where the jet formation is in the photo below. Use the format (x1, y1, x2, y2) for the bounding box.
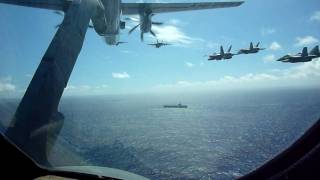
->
(277, 45, 319, 63)
(207, 42, 265, 61)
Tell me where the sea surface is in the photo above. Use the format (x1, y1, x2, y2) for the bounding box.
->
(1, 89, 320, 179)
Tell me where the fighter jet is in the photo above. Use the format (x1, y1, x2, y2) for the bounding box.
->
(277, 47, 317, 63)
(148, 40, 170, 48)
(208, 45, 237, 61)
(238, 42, 265, 54)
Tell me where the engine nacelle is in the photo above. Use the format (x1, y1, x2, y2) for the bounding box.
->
(91, 0, 107, 35)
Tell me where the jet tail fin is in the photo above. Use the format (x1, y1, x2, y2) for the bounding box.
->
(256, 42, 260, 47)
(250, 42, 253, 50)
(310, 45, 319, 56)
(227, 45, 232, 53)
(220, 46, 224, 55)
(301, 47, 308, 57)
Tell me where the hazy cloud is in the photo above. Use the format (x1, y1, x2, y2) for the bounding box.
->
(65, 84, 109, 95)
(310, 11, 320, 22)
(0, 76, 16, 92)
(261, 27, 276, 36)
(185, 62, 194, 68)
(205, 41, 219, 49)
(152, 59, 320, 92)
(295, 36, 319, 47)
(112, 72, 130, 79)
(269, 42, 282, 50)
(152, 25, 203, 46)
(167, 19, 186, 26)
(263, 54, 276, 63)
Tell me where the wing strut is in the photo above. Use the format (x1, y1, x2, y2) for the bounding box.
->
(5, 0, 96, 166)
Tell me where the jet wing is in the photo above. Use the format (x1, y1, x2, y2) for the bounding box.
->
(121, 1, 244, 15)
(0, 0, 71, 11)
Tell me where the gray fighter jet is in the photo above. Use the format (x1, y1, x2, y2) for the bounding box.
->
(148, 40, 170, 48)
(238, 42, 265, 54)
(208, 45, 237, 60)
(277, 47, 317, 63)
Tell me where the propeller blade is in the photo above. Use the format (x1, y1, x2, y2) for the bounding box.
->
(152, 22, 163, 25)
(129, 24, 140, 34)
(140, 32, 144, 41)
(150, 30, 157, 37)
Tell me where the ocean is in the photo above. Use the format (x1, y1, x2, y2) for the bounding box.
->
(1, 89, 320, 179)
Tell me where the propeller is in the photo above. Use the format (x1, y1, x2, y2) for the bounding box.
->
(127, 13, 163, 41)
(129, 24, 140, 34)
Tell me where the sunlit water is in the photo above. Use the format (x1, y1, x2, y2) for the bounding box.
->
(1, 89, 320, 179)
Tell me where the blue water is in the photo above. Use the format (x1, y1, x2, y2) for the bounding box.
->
(1, 89, 320, 179)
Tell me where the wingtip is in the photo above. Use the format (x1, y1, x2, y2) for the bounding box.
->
(234, 1, 245, 6)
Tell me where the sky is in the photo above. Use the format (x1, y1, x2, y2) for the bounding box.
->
(0, 0, 319, 97)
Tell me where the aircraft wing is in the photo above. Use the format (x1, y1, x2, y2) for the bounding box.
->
(0, 0, 71, 11)
(122, 1, 244, 15)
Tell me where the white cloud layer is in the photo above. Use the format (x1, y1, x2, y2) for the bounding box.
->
(152, 59, 320, 92)
(0, 76, 16, 92)
(310, 11, 320, 22)
(112, 72, 130, 79)
(65, 84, 109, 95)
(295, 36, 319, 47)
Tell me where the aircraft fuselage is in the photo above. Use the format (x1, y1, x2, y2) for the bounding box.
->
(223, 53, 233, 59)
(280, 55, 315, 63)
(239, 49, 258, 54)
(208, 55, 223, 60)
